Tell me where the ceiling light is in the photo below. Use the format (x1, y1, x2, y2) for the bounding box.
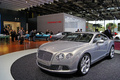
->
(26, 0, 28, 3)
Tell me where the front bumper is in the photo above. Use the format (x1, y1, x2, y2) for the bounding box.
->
(36, 60, 77, 74)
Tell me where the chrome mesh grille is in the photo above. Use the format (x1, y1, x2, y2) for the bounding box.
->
(38, 50, 53, 61)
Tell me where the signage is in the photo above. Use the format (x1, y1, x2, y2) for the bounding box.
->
(48, 21, 61, 24)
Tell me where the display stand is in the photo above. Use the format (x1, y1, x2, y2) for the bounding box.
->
(114, 40, 120, 54)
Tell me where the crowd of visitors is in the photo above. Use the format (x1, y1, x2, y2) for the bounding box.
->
(1, 26, 116, 44)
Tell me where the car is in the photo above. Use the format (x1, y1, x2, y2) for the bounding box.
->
(25, 32, 50, 41)
(50, 32, 71, 40)
(36, 32, 114, 75)
(113, 33, 120, 40)
(35, 32, 50, 41)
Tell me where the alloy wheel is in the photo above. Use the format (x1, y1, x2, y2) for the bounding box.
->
(110, 46, 114, 58)
(80, 54, 90, 75)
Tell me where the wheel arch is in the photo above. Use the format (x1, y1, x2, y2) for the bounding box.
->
(77, 52, 91, 68)
(76, 52, 91, 75)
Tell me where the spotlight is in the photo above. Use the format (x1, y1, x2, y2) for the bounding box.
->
(26, 0, 28, 3)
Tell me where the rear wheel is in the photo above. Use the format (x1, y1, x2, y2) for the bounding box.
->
(77, 54, 91, 75)
(108, 46, 114, 59)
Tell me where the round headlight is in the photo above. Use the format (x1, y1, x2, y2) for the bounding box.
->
(56, 53, 64, 60)
(66, 53, 73, 59)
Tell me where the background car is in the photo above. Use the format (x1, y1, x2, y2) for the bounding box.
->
(25, 32, 50, 41)
(50, 32, 71, 40)
(35, 32, 50, 41)
(36, 32, 114, 75)
(113, 33, 120, 40)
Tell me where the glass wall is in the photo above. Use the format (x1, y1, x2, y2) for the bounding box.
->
(88, 20, 120, 33)
(64, 14, 86, 32)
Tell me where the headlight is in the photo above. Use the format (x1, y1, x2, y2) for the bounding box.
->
(56, 53, 64, 60)
(66, 53, 73, 59)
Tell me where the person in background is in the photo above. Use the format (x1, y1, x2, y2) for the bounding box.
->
(76, 29, 80, 32)
(104, 26, 113, 39)
(6, 28, 9, 35)
(80, 29, 82, 32)
(19, 27, 25, 44)
(11, 30, 16, 42)
(19, 28, 23, 37)
(26, 31, 28, 34)
(46, 29, 49, 34)
(3, 28, 9, 35)
(13, 30, 16, 41)
(29, 30, 33, 41)
(18, 29, 21, 41)
(33, 29, 36, 42)
(95, 29, 99, 32)
(50, 31, 53, 35)
(3, 29, 6, 34)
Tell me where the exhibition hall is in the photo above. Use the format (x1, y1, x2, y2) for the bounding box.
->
(0, 0, 120, 80)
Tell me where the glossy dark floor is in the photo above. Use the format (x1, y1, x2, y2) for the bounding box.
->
(0, 39, 49, 56)
(11, 53, 120, 80)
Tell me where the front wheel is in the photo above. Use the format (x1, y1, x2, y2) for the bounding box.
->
(108, 46, 115, 59)
(77, 54, 91, 75)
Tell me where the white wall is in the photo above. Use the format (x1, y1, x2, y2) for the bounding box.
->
(37, 13, 86, 34)
(37, 13, 64, 34)
(64, 13, 86, 32)
(3, 21, 21, 33)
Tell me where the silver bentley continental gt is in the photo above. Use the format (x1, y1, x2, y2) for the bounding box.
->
(36, 32, 114, 75)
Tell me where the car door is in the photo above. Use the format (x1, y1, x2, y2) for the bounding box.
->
(100, 34, 108, 54)
(92, 34, 108, 61)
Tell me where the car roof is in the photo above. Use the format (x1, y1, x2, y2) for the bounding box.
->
(72, 32, 100, 35)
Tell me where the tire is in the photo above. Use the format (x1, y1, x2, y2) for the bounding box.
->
(77, 54, 91, 75)
(108, 46, 115, 59)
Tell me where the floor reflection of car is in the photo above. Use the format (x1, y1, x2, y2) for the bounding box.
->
(25, 32, 50, 41)
(36, 32, 114, 75)
(50, 32, 71, 40)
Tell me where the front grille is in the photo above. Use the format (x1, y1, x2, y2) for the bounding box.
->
(38, 62, 59, 70)
(38, 50, 53, 61)
(38, 62, 69, 70)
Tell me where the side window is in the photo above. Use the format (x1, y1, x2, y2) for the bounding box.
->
(101, 34, 108, 41)
(93, 34, 102, 43)
(93, 34, 108, 43)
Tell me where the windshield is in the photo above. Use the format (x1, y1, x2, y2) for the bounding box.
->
(61, 33, 93, 42)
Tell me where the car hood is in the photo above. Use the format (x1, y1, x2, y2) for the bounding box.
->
(39, 41, 88, 52)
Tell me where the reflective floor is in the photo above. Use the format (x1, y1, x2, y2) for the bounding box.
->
(0, 39, 49, 55)
(0, 38, 120, 80)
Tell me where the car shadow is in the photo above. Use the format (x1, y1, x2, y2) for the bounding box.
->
(40, 68, 77, 78)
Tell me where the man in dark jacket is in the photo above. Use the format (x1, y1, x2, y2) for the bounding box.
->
(11, 30, 16, 42)
(104, 26, 113, 39)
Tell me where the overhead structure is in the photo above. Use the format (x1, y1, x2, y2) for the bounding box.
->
(0, 0, 120, 20)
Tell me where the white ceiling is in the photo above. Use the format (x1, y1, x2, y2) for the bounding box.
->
(0, 0, 58, 11)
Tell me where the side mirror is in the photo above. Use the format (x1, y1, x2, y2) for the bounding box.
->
(96, 40, 104, 44)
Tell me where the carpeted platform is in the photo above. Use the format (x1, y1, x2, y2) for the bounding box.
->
(11, 53, 120, 80)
